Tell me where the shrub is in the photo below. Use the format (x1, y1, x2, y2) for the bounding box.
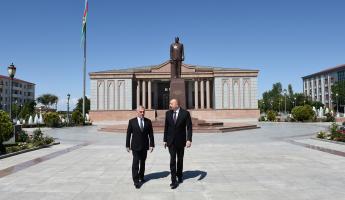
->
(267, 110, 276, 121)
(33, 129, 43, 141)
(32, 129, 54, 146)
(291, 105, 314, 121)
(329, 122, 340, 140)
(72, 110, 84, 125)
(44, 112, 60, 127)
(17, 130, 29, 142)
(259, 116, 266, 121)
(317, 131, 328, 139)
(0, 110, 14, 144)
(44, 136, 55, 145)
(325, 113, 335, 122)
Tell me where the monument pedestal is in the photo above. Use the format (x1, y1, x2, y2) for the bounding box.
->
(169, 78, 186, 109)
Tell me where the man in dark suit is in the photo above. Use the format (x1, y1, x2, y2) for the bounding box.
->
(126, 106, 155, 189)
(164, 99, 193, 189)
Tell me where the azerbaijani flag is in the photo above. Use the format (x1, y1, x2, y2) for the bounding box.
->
(82, 0, 88, 37)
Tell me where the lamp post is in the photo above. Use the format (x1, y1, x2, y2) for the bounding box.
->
(7, 63, 16, 121)
(15, 100, 18, 121)
(270, 100, 273, 110)
(19, 104, 23, 121)
(336, 93, 339, 115)
(283, 89, 287, 114)
(67, 93, 70, 126)
(294, 97, 297, 107)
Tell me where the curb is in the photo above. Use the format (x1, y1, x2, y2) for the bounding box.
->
(312, 138, 345, 146)
(0, 142, 60, 160)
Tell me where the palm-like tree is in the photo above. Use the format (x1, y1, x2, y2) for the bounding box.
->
(37, 94, 59, 109)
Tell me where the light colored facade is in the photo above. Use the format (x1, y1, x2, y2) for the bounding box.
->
(89, 61, 259, 122)
(302, 64, 345, 109)
(0, 75, 35, 111)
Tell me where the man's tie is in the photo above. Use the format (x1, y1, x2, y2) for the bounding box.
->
(173, 111, 177, 124)
(140, 118, 144, 132)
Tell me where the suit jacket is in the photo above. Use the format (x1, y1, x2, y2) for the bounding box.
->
(163, 108, 192, 148)
(126, 117, 155, 151)
(170, 42, 184, 61)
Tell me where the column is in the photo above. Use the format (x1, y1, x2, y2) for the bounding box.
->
(206, 79, 210, 109)
(142, 80, 146, 108)
(148, 80, 152, 109)
(188, 81, 193, 108)
(200, 80, 204, 109)
(136, 80, 140, 109)
(194, 80, 199, 109)
(153, 81, 158, 109)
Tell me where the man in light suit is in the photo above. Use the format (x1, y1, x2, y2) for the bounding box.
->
(164, 99, 193, 189)
(126, 106, 155, 189)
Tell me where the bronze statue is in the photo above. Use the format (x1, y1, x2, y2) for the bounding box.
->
(170, 37, 184, 78)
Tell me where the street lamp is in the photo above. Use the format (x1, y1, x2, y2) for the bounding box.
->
(15, 100, 18, 121)
(270, 100, 273, 110)
(283, 89, 287, 114)
(7, 63, 16, 121)
(67, 93, 70, 126)
(336, 93, 339, 115)
(279, 99, 281, 114)
(294, 97, 297, 107)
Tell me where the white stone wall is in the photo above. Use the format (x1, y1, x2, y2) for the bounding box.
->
(214, 77, 258, 109)
(90, 79, 132, 110)
(90, 79, 97, 110)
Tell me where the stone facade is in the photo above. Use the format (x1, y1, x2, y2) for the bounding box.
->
(89, 61, 259, 122)
(90, 79, 132, 111)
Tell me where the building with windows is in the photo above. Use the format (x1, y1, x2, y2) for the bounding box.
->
(89, 61, 259, 122)
(0, 75, 35, 111)
(302, 64, 345, 108)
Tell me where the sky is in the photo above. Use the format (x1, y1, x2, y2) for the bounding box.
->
(1, 0, 345, 110)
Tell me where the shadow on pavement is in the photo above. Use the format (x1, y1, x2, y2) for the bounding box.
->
(144, 171, 170, 182)
(183, 170, 207, 181)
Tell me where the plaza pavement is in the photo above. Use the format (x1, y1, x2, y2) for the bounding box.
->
(1, 122, 345, 200)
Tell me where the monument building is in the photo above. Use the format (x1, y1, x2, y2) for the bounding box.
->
(89, 38, 259, 122)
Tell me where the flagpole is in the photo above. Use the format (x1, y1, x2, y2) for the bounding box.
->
(83, 24, 86, 124)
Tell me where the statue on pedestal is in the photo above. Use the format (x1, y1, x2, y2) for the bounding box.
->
(170, 37, 184, 78)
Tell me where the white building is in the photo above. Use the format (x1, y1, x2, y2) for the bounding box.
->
(302, 64, 345, 108)
(0, 75, 35, 111)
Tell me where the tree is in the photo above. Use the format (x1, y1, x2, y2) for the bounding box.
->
(331, 80, 345, 113)
(288, 84, 294, 97)
(0, 110, 14, 154)
(37, 94, 59, 109)
(72, 110, 84, 125)
(260, 82, 293, 113)
(74, 96, 90, 114)
(19, 100, 36, 120)
(259, 83, 314, 114)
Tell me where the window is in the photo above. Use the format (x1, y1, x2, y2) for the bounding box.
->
(338, 70, 345, 81)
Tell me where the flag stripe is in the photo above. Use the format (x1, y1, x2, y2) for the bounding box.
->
(82, 0, 88, 34)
